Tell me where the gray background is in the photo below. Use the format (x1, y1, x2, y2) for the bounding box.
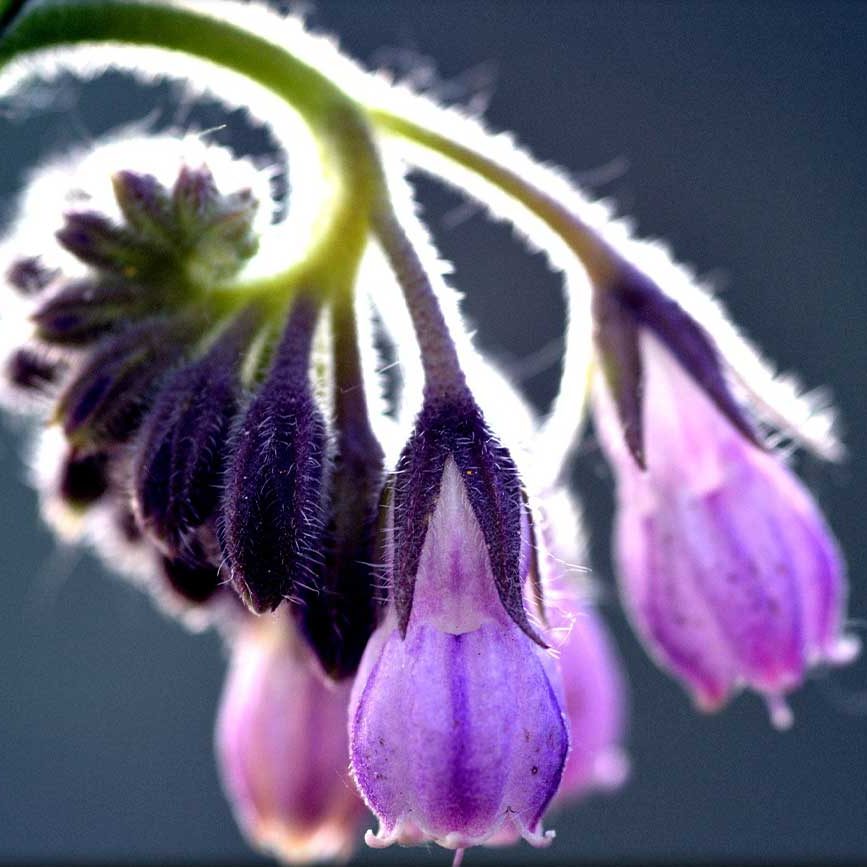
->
(0, 1, 865, 863)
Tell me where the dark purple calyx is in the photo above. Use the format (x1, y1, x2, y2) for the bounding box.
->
(5, 257, 58, 296)
(595, 264, 759, 467)
(32, 279, 165, 345)
(59, 449, 110, 507)
(133, 306, 260, 558)
(221, 296, 327, 614)
(56, 211, 167, 280)
(160, 542, 222, 605)
(4, 348, 64, 394)
(295, 416, 385, 679)
(57, 314, 199, 448)
(391, 392, 544, 646)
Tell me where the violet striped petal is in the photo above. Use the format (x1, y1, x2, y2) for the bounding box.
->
(351, 620, 567, 849)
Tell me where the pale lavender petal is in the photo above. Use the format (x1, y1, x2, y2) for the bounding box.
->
(350, 620, 567, 849)
(215, 614, 366, 863)
(597, 332, 856, 720)
(410, 458, 512, 634)
(554, 603, 629, 799)
(619, 503, 737, 710)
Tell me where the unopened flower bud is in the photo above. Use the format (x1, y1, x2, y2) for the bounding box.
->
(221, 296, 327, 614)
(56, 314, 198, 448)
(5, 256, 58, 295)
(32, 279, 158, 345)
(294, 426, 384, 680)
(4, 347, 63, 395)
(58, 448, 110, 508)
(216, 611, 366, 864)
(133, 306, 260, 558)
(160, 545, 222, 605)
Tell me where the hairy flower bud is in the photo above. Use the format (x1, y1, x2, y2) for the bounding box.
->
(32, 279, 161, 345)
(56, 314, 198, 448)
(58, 448, 111, 509)
(4, 347, 64, 395)
(160, 546, 222, 605)
(133, 306, 260, 559)
(5, 256, 58, 296)
(596, 333, 857, 726)
(216, 611, 366, 864)
(221, 296, 327, 614)
(294, 424, 384, 679)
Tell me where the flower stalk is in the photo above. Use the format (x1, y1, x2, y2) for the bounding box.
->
(0, 1, 856, 863)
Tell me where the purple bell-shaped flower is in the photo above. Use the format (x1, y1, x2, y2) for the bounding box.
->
(592, 263, 857, 726)
(349, 396, 569, 850)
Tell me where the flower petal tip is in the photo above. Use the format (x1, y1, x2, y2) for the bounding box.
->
(765, 693, 795, 732)
(592, 748, 631, 792)
(827, 634, 861, 667)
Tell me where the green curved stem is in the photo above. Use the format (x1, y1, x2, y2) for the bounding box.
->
(367, 109, 618, 288)
(0, 0, 377, 299)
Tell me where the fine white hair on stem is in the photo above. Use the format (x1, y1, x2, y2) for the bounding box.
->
(375, 150, 538, 461)
(0, 0, 841, 464)
(358, 66, 843, 464)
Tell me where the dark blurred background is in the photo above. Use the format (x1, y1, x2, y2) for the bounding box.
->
(0, 1, 865, 863)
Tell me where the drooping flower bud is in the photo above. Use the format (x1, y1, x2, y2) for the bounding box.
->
(159, 545, 222, 607)
(221, 295, 327, 614)
(132, 305, 261, 561)
(55, 313, 201, 449)
(58, 448, 111, 509)
(595, 330, 857, 726)
(0, 155, 271, 622)
(5, 256, 58, 296)
(32, 279, 160, 345)
(350, 394, 569, 850)
(4, 346, 64, 396)
(216, 611, 367, 864)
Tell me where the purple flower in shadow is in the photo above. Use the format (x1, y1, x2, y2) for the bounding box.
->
(215, 612, 367, 863)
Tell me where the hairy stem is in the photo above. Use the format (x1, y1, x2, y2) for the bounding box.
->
(368, 109, 619, 288)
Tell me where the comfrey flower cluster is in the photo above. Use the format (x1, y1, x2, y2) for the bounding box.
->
(0, 2, 856, 863)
